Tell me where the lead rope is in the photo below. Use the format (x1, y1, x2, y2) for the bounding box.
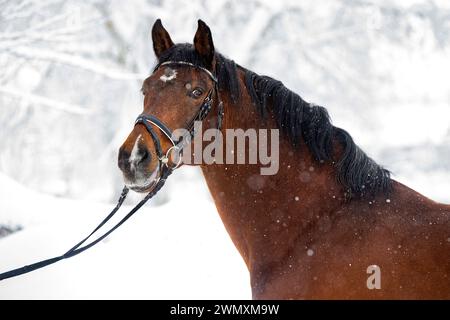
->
(0, 168, 172, 281)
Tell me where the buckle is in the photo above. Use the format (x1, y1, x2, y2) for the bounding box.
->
(160, 145, 182, 169)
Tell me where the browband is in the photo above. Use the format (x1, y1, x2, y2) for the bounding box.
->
(155, 61, 218, 83)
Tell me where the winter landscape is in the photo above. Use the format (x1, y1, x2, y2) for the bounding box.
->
(1, 0, 449, 299)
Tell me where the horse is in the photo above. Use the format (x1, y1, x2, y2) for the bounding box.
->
(118, 19, 450, 299)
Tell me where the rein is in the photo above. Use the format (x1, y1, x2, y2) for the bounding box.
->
(0, 60, 222, 282)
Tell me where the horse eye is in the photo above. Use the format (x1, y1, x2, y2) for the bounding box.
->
(191, 88, 204, 98)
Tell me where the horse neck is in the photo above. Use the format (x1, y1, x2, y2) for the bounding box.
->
(200, 68, 344, 271)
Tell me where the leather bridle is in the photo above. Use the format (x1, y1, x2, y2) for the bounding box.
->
(134, 60, 224, 189)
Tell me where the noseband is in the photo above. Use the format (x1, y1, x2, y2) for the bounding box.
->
(134, 61, 224, 188)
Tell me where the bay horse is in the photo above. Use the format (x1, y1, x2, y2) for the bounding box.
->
(118, 19, 450, 299)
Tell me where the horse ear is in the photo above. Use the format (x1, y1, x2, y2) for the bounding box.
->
(151, 19, 174, 59)
(193, 19, 215, 68)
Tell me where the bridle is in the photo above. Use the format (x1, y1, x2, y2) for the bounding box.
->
(0, 60, 224, 281)
(134, 60, 224, 187)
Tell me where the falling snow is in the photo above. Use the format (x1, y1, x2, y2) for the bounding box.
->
(1, 0, 450, 299)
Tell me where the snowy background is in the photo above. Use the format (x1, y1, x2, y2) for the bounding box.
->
(1, 0, 450, 299)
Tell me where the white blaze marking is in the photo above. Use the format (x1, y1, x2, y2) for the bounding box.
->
(160, 69, 177, 82)
(129, 134, 142, 171)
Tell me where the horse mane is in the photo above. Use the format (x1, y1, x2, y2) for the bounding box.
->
(158, 44, 392, 198)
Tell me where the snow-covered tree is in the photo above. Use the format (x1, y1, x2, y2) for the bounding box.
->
(1, 0, 449, 202)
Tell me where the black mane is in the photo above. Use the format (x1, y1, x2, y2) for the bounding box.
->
(158, 44, 392, 198)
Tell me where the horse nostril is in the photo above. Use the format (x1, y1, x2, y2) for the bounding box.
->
(136, 147, 151, 166)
